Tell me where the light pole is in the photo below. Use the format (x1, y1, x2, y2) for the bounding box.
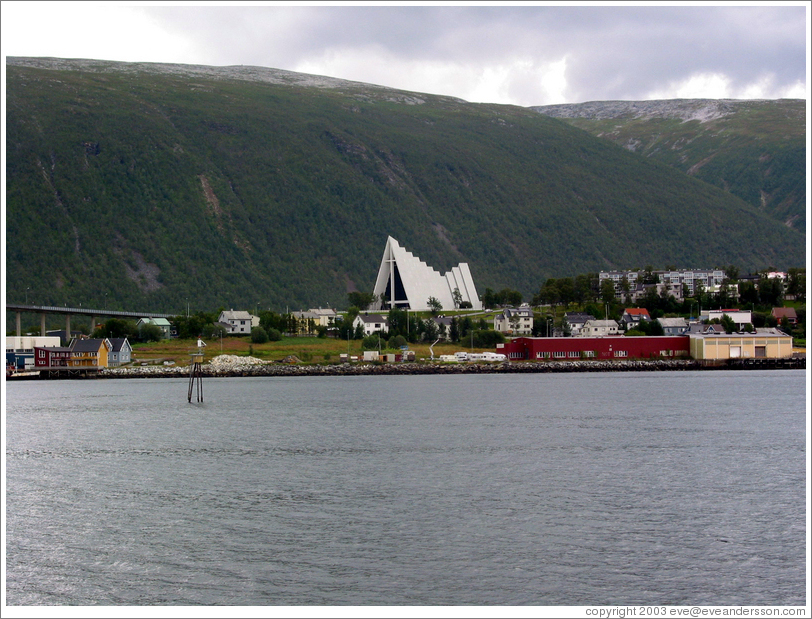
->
(26, 287, 29, 304)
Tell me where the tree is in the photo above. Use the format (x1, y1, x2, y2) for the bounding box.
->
(266, 327, 282, 341)
(557, 277, 575, 308)
(574, 273, 595, 306)
(427, 296, 443, 315)
(251, 326, 269, 344)
(720, 313, 736, 334)
(536, 279, 560, 307)
(388, 334, 407, 349)
(387, 307, 408, 337)
(449, 317, 460, 342)
(138, 323, 164, 343)
(422, 319, 439, 342)
(786, 268, 805, 303)
(452, 287, 463, 309)
(738, 281, 758, 305)
(619, 276, 632, 305)
(758, 277, 783, 307)
(600, 278, 616, 306)
(95, 317, 137, 340)
(472, 329, 505, 347)
(347, 291, 377, 310)
(362, 333, 382, 350)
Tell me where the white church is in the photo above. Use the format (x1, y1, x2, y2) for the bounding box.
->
(371, 236, 482, 312)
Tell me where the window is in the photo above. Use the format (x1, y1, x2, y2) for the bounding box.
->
(536, 351, 551, 359)
(567, 351, 580, 358)
(583, 351, 595, 358)
(553, 351, 566, 358)
(614, 350, 627, 358)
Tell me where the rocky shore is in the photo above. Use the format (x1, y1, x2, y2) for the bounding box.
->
(97, 354, 718, 379)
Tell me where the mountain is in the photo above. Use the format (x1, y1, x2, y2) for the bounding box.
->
(532, 99, 806, 232)
(5, 57, 805, 314)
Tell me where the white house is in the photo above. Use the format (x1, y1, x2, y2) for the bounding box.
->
(217, 310, 257, 334)
(577, 319, 619, 337)
(564, 312, 595, 336)
(353, 314, 389, 337)
(700, 309, 752, 328)
(494, 307, 533, 335)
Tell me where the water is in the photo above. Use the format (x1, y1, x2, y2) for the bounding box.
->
(5, 371, 806, 606)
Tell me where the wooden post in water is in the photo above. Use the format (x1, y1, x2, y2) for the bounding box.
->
(188, 352, 204, 403)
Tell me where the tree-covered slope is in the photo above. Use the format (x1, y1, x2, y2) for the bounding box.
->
(533, 99, 806, 232)
(5, 58, 805, 313)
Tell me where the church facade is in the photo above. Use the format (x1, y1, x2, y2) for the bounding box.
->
(372, 236, 482, 311)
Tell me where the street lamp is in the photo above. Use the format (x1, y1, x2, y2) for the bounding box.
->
(26, 287, 29, 304)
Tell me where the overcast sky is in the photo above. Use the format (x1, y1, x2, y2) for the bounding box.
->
(2, 2, 808, 106)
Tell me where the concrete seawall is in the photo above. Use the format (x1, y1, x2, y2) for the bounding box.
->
(90, 357, 803, 379)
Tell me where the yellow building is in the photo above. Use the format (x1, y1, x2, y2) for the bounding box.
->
(69, 338, 112, 368)
(689, 328, 792, 361)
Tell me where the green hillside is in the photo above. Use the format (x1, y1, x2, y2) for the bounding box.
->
(5, 59, 805, 314)
(533, 99, 806, 232)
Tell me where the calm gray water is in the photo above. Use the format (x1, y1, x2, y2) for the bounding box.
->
(5, 370, 806, 606)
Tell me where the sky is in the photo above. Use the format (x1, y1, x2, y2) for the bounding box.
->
(1, 2, 809, 107)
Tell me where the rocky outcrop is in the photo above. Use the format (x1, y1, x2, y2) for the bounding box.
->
(531, 99, 748, 123)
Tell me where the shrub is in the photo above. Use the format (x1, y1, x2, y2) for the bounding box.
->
(251, 326, 269, 344)
(387, 334, 407, 349)
(471, 329, 505, 348)
(362, 333, 383, 350)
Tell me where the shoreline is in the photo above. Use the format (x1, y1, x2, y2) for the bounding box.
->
(13, 356, 804, 380)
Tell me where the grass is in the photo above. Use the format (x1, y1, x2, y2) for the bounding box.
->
(130, 335, 495, 365)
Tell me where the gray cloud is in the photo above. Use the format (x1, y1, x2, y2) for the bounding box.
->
(8, 4, 808, 105)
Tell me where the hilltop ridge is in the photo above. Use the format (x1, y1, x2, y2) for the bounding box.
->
(5, 57, 804, 314)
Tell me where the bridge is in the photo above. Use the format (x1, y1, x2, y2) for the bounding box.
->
(6, 304, 177, 338)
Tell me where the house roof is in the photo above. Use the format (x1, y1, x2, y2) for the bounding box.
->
(292, 311, 319, 319)
(139, 317, 171, 326)
(308, 308, 336, 316)
(565, 313, 595, 324)
(70, 338, 110, 352)
(355, 314, 388, 324)
(584, 320, 618, 327)
(498, 308, 532, 320)
(108, 338, 131, 352)
(624, 308, 651, 317)
(219, 310, 253, 321)
(687, 323, 727, 334)
(772, 307, 797, 319)
(657, 317, 687, 327)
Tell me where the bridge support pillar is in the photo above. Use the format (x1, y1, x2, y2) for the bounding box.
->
(16, 311, 21, 337)
(90, 316, 96, 334)
(65, 315, 71, 345)
(41, 313, 47, 336)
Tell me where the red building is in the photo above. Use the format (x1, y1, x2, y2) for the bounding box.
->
(34, 346, 73, 368)
(497, 336, 690, 361)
